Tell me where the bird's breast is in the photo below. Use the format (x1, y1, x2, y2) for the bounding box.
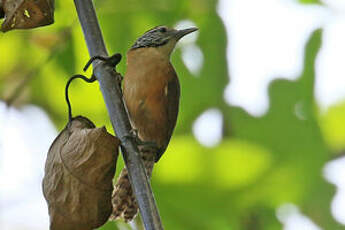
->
(123, 48, 178, 148)
(124, 48, 175, 98)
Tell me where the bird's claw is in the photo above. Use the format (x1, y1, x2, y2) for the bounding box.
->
(123, 129, 159, 152)
(129, 129, 139, 139)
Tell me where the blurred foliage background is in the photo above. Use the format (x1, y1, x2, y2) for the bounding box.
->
(1, 0, 345, 229)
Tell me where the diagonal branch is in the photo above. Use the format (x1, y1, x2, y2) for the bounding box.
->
(73, 0, 163, 229)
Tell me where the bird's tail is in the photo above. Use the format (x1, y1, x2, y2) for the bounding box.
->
(110, 148, 155, 222)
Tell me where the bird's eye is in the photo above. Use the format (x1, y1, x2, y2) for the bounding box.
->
(159, 27, 167, 33)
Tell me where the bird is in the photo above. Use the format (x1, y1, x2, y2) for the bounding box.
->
(110, 25, 198, 222)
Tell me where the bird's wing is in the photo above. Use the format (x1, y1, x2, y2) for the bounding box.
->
(155, 73, 180, 162)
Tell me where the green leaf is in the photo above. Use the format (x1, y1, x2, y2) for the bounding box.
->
(299, 0, 322, 4)
(319, 102, 345, 153)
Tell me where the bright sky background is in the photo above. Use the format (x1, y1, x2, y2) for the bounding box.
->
(1, 0, 345, 229)
(0, 103, 54, 230)
(219, 0, 345, 116)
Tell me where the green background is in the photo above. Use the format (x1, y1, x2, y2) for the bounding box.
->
(1, 0, 345, 229)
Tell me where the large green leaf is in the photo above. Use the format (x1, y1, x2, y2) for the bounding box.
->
(223, 29, 342, 229)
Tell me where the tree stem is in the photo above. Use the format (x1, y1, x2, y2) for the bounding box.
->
(73, 0, 163, 229)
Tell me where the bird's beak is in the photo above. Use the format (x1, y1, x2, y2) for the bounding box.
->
(174, 27, 198, 40)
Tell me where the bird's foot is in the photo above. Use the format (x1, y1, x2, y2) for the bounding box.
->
(124, 129, 159, 153)
(138, 141, 159, 153)
(129, 129, 139, 140)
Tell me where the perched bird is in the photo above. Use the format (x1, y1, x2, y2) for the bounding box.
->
(111, 25, 198, 221)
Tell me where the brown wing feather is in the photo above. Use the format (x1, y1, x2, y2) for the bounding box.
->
(155, 72, 180, 162)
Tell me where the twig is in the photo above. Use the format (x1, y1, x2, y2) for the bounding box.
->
(73, 0, 164, 229)
(65, 74, 96, 122)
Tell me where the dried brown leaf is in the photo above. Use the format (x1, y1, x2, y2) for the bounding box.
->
(1, 0, 54, 32)
(42, 116, 119, 230)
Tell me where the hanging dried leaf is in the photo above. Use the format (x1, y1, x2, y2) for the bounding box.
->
(42, 116, 120, 230)
(1, 0, 54, 32)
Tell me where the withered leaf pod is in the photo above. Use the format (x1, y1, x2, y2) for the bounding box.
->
(42, 116, 120, 230)
(1, 0, 54, 32)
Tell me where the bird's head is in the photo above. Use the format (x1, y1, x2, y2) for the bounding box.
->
(131, 25, 198, 56)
